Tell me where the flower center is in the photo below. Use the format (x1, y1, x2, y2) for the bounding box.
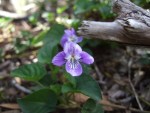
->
(69, 35, 77, 42)
(69, 56, 78, 69)
(65, 53, 80, 69)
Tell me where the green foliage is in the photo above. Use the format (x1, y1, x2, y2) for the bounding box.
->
(13, 30, 33, 54)
(82, 99, 104, 113)
(5, 0, 150, 113)
(43, 24, 65, 45)
(38, 43, 58, 64)
(57, 6, 68, 14)
(62, 74, 101, 101)
(28, 13, 40, 25)
(50, 84, 62, 95)
(37, 24, 65, 64)
(0, 18, 12, 27)
(74, 0, 114, 19)
(18, 89, 57, 113)
(31, 30, 48, 47)
(6, 0, 130, 112)
(99, 1, 114, 19)
(10, 21, 102, 113)
(39, 73, 53, 86)
(11, 63, 46, 81)
(139, 54, 150, 65)
(132, 0, 150, 7)
(74, 0, 98, 15)
(42, 12, 55, 22)
(75, 74, 101, 101)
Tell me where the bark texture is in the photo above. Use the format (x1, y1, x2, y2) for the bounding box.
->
(77, 0, 150, 46)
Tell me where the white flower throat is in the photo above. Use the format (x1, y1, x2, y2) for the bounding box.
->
(69, 35, 77, 42)
(66, 52, 80, 69)
(70, 56, 78, 69)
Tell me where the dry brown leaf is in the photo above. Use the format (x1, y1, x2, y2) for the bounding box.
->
(74, 93, 114, 111)
(100, 95, 114, 111)
(0, 103, 20, 109)
(73, 93, 89, 104)
(2, 110, 20, 113)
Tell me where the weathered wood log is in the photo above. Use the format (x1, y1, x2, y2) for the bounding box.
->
(77, 0, 150, 46)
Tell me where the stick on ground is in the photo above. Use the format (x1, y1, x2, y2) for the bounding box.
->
(77, 0, 150, 46)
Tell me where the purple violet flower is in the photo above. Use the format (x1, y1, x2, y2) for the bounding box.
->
(52, 42, 94, 76)
(60, 28, 83, 47)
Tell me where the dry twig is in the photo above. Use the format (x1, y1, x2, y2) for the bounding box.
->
(100, 100, 149, 113)
(94, 63, 106, 84)
(128, 58, 143, 111)
(11, 79, 31, 94)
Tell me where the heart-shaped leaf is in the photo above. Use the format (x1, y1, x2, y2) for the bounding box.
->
(75, 74, 101, 101)
(44, 24, 65, 45)
(62, 74, 101, 101)
(11, 63, 46, 81)
(82, 99, 104, 113)
(38, 43, 58, 64)
(18, 89, 57, 113)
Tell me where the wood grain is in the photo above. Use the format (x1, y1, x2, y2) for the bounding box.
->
(78, 0, 150, 46)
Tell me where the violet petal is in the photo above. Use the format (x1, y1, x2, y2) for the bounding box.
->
(71, 28, 76, 34)
(52, 51, 66, 66)
(60, 34, 68, 47)
(77, 36, 83, 43)
(65, 28, 75, 35)
(64, 42, 82, 54)
(80, 51, 94, 64)
(65, 61, 82, 76)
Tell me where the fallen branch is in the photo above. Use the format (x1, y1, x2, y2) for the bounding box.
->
(77, 0, 150, 46)
(0, 3, 38, 19)
(0, 10, 27, 19)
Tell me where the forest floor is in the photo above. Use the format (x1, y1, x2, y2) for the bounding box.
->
(0, 0, 150, 111)
(0, 19, 150, 113)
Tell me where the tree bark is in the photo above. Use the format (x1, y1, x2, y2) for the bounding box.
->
(77, 0, 150, 46)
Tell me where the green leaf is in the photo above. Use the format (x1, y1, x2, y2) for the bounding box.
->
(37, 43, 58, 64)
(18, 89, 57, 113)
(82, 64, 92, 75)
(11, 63, 46, 81)
(37, 24, 65, 64)
(31, 30, 48, 46)
(74, 0, 92, 14)
(139, 54, 150, 65)
(61, 83, 74, 93)
(57, 6, 68, 14)
(42, 12, 55, 22)
(13, 37, 30, 54)
(74, 0, 98, 14)
(82, 99, 104, 113)
(44, 24, 65, 45)
(38, 73, 52, 86)
(99, 3, 114, 19)
(64, 72, 76, 87)
(50, 84, 62, 95)
(0, 17, 12, 27)
(92, 104, 104, 113)
(61, 74, 101, 101)
(75, 74, 101, 101)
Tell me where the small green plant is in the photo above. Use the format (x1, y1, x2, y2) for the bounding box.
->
(10, 24, 103, 113)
